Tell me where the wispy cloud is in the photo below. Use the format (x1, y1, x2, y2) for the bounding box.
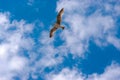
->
(87, 62, 120, 80)
(46, 62, 120, 80)
(0, 12, 34, 80)
(46, 68, 85, 80)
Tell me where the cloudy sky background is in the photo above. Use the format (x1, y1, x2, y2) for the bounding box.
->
(0, 0, 120, 80)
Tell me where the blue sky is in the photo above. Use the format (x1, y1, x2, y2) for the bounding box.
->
(0, 0, 120, 80)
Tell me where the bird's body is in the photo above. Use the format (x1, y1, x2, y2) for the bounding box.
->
(50, 8, 64, 38)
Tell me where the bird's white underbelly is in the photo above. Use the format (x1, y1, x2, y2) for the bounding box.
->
(54, 23, 60, 28)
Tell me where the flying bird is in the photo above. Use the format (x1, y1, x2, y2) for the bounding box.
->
(50, 8, 65, 38)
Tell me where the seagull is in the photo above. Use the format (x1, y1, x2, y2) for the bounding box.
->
(50, 8, 65, 38)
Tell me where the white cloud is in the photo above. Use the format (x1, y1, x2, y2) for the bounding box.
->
(104, 1, 120, 17)
(9, 56, 27, 71)
(33, 31, 63, 68)
(114, 4, 120, 16)
(0, 12, 9, 27)
(0, 12, 34, 80)
(46, 68, 85, 80)
(107, 36, 120, 49)
(46, 63, 120, 80)
(87, 63, 120, 80)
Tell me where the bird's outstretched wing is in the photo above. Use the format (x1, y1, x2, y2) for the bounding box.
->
(49, 27, 57, 38)
(49, 8, 64, 38)
(56, 8, 64, 25)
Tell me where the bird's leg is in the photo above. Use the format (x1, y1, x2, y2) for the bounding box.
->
(60, 26, 65, 30)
